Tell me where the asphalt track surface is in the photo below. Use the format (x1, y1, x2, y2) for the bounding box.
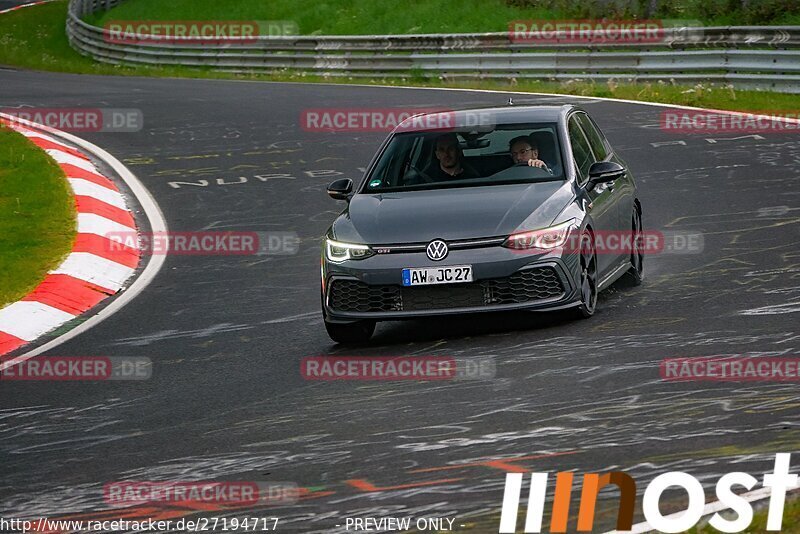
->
(1, 69, 799, 533)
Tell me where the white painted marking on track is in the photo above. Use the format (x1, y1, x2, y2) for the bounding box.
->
(650, 140, 687, 147)
(45, 149, 98, 173)
(0, 302, 75, 341)
(20, 129, 74, 150)
(77, 212, 135, 237)
(51, 252, 134, 292)
(68, 178, 127, 208)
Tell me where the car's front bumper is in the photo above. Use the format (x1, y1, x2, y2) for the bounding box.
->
(321, 243, 582, 322)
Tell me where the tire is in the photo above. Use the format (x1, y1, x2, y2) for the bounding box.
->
(575, 231, 598, 319)
(624, 205, 644, 286)
(325, 319, 376, 343)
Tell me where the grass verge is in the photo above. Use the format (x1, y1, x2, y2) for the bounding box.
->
(0, 124, 76, 307)
(87, 0, 800, 32)
(0, 2, 798, 114)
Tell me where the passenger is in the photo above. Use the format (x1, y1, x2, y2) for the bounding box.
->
(429, 133, 479, 181)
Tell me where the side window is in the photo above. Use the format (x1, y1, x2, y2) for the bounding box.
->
(576, 113, 610, 161)
(568, 116, 595, 183)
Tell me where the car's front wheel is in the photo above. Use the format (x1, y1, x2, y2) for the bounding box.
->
(624, 204, 644, 285)
(325, 319, 376, 343)
(575, 231, 598, 318)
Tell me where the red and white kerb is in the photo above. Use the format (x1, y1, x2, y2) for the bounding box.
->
(0, 120, 140, 356)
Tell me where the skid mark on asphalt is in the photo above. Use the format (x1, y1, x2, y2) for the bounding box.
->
(10, 348, 797, 524)
(108, 313, 321, 346)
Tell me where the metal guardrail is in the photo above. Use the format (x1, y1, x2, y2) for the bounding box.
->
(66, 0, 800, 93)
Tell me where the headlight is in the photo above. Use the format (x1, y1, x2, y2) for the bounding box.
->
(502, 219, 576, 250)
(325, 239, 375, 262)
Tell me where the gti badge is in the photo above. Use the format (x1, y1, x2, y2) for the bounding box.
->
(426, 239, 448, 261)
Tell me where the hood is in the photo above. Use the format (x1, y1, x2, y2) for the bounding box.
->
(332, 181, 574, 244)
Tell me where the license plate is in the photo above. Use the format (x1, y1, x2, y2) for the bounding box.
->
(402, 265, 473, 286)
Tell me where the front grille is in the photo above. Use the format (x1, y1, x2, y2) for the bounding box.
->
(403, 284, 486, 310)
(329, 267, 564, 313)
(483, 267, 564, 304)
(329, 282, 402, 312)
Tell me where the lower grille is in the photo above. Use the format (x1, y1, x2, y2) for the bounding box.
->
(329, 267, 564, 313)
(328, 283, 402, 313)
(483, 267, 564, 305)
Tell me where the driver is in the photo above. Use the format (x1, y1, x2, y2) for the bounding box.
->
(509, 135, 552, 174)
(429, 133, 479, 181)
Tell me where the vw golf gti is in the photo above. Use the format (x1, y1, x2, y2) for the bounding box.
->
(320, 105, 644, 343)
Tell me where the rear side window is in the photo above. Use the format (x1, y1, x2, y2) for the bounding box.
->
(568, 116, 594, 182)
(576, 113, 609, 161)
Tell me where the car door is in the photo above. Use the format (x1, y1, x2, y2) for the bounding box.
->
(567, 114, 616, 277)
(576, 112, 631, 238)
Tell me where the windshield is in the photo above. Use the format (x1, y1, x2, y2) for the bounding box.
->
(362, 123, 565, 193)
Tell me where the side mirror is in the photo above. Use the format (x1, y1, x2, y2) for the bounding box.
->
(587, 161, 625, 191)
(327, 178, 353, 201)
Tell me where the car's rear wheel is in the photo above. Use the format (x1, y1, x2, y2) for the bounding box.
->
(624, 205, 644, 285)
(325, 319, 376, 343)
(575, 232, 598, 318)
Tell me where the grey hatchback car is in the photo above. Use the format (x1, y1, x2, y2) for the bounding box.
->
(321, 105, 643, 343)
